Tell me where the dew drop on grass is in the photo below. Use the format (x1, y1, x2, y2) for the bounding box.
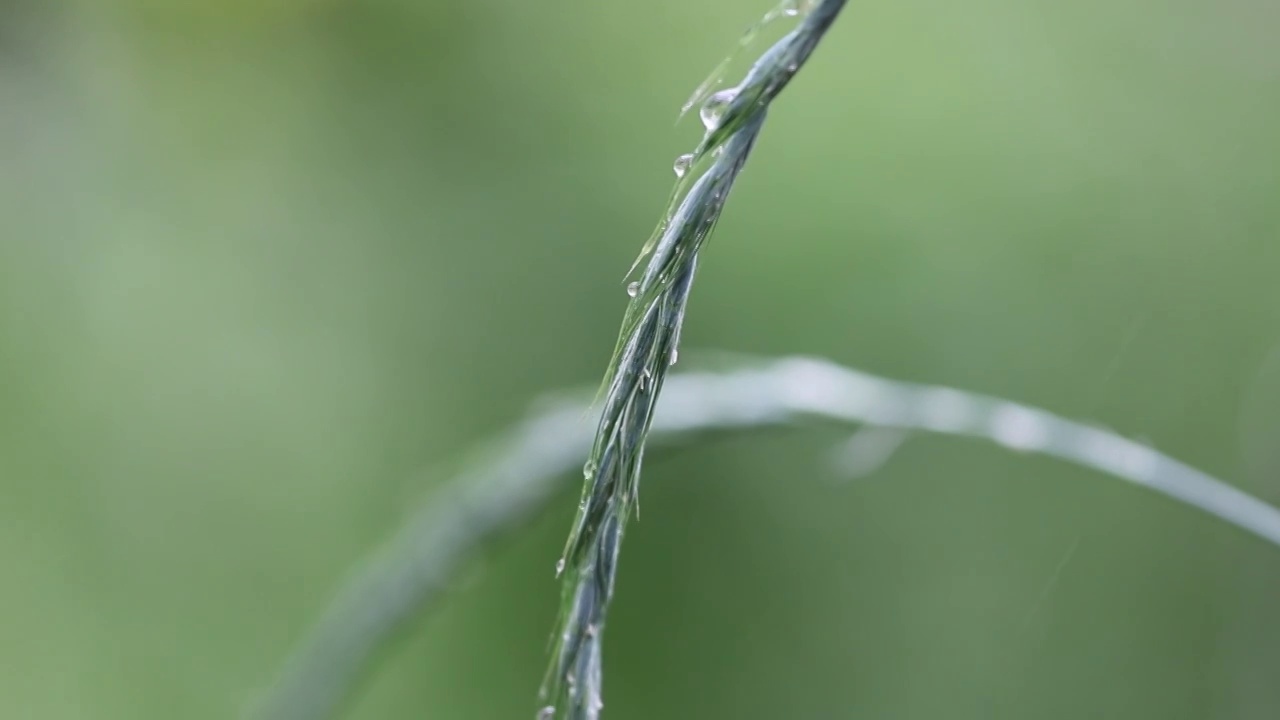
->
(626, 281, 640, 298)
(780, 0, 814, 17)
(583, 459, 597, 479)
(537, 707, 556, 720)
(700, 88, 739, 130)
(555, 557, 566, 576)
(672, 152, 694, 178)
(669, 349, 679, 366)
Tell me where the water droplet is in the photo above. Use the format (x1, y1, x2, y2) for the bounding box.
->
(583, 459, 597, 480)
(700, 87, 739, 130)
(626, 281, 640, 298)
(638, 368, 651, 391)
(555, 557, 566, 576)
(672, 152, 694, 178)
(669, 349, 679, 366)
(781, 0, 812, 16)
(586, 623, 599, 637)
(537, 706, 556, 720)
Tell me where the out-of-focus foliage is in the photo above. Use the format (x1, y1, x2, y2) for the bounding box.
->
(1, 1, 1277, 719)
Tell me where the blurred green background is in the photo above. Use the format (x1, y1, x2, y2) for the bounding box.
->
(3, 0, 1279, 718)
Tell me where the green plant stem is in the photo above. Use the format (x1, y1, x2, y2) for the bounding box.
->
(545, 2, 850, 716)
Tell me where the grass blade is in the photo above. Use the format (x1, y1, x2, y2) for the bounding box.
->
(542, 3, 850, 718)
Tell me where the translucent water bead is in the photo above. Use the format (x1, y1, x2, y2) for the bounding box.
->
(672, 153, 694, 178)
(699, 87, 739, 130)
(781, 0, 815, 17)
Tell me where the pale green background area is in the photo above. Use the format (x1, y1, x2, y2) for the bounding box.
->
(2, 0, 1279, 718)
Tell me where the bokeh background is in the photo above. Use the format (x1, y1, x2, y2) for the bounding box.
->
(3, 0, 1279, 718)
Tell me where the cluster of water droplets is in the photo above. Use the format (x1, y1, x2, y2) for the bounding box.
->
(546, 6, 840, 720)
(658, 3, 814, 274)
(679, 0, 812, 118)
(553, 457, 603, 577)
